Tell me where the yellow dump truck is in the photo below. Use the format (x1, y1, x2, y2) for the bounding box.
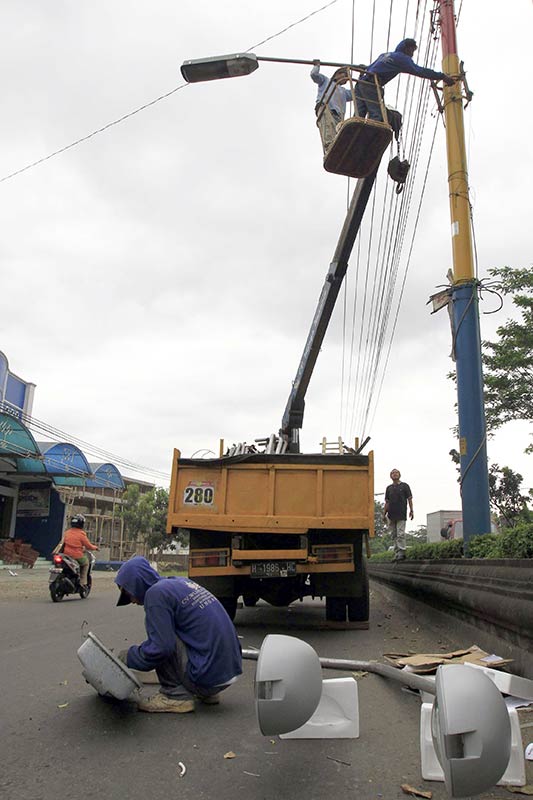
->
(167, 169, 379, 625)
(167, 447, 374, 625)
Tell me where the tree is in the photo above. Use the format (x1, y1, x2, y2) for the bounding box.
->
(369, 500, 392, 554)
(482, 267, 533, 438)
(121, 485, 187, 555)
(449, 451, 531, 530)
(488, 463, 531, 529)
(121, 483, 154, 542)
(406, 525, 427, 546)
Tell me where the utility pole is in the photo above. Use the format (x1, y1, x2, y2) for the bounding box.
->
(438, 0, 491, 544)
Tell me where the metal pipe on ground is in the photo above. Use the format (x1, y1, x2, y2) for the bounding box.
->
(241, 649, 435, 695)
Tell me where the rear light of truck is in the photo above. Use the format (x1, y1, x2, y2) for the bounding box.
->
(311, 544, 353, 564)
(189, 548, 229, 568)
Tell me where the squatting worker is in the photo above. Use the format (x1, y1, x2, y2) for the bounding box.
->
(115, 556, 242, 714)
(311, 60, 352, 153)
(355, 39, 455, 122)
(383, 468, 413, 562)
(62, 513, 99, 587)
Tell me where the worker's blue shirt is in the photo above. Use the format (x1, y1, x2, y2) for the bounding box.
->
(311, 65, 352, 117)
(364, 44, 445, 86)
(116, 558, 242, 688)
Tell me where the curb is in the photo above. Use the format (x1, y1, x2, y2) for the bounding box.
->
(368, 559, 533, 679)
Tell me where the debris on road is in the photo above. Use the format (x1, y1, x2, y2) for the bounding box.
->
(243, 771, 260, 777)
(57, 703, 69, 709)
(177, 762, 186, 778)
(223, 751, 236, 759)
(385, 645, 512, 674)
(506, 786, 533, 795)
(326, 755, 351, 767)
(400, 783, 432, 798)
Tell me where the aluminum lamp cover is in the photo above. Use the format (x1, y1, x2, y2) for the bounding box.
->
(431, 664, 512, 798)
(181, 53, 259, 83)
(255, 634, 323, 735)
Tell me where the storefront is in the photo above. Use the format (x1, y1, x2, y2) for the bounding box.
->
(0, 413, 131, 560)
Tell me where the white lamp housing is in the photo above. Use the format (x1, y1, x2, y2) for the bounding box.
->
(432, 664, 512, 797)
(255, 634, 322, 735)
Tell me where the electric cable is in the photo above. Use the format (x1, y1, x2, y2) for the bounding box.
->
(340, 0, 358, 435)
(246, 0, 340, 51)
(1, 0, 342, 185)
(339, 4, 444, 442)
(3, 406, 170, 481)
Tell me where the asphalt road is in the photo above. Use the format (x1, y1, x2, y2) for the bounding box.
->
(0, 573, 509, 800)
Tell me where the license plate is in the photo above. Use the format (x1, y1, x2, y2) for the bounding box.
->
(250, 561, 297, 579)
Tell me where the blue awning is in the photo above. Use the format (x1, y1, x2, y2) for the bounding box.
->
(0, 412, 48, 476)
(37, 441, 93, 486)
(0, 415, 125, 491)
(87, 462, 125, 490)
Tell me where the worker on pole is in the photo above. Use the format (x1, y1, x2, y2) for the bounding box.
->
(438, 0, 491, 545)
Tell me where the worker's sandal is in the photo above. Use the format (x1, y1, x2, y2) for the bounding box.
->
(137, 692, 195, 713)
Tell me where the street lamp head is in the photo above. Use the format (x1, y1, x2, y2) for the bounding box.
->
(181, 53, 259, 83)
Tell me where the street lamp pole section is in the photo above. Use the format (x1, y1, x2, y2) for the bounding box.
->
(438, 0, 491, 544)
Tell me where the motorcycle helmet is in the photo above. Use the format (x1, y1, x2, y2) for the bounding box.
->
(71, 513, 86, 528)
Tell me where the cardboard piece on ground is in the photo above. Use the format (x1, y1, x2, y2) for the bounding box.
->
(384, 645, 512, 674)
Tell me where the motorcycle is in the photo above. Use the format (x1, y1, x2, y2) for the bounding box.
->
(49, 551, 96, 602)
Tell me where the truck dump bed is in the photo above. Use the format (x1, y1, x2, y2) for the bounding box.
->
(167, 450, 374, 535)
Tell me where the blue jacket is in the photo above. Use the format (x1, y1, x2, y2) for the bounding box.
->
(115, 557, 242, 689)
(311, 65, 352, 117)
(364, 40, 446, 86)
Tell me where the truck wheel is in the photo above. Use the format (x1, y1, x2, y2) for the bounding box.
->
(347, 594, 369, 622)
(243, 593, 258, 607)
(325, 596, 347, 622)
(347, 561, 369, 623)
(219, 597, 238, 621)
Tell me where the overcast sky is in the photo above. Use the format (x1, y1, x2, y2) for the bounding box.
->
(1, 0, 531, 525)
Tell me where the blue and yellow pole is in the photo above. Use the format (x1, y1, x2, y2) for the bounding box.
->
(439, 0, 491, 544)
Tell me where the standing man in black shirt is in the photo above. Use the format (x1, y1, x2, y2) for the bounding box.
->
(384, 468, 413, 561)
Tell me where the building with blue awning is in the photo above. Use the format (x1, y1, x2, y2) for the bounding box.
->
(0, 410, 154, 561)
(0, 352, 155, 564)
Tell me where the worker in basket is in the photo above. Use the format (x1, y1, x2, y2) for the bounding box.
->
(355, 38, 455, 123)
(311, 61, 353, 154)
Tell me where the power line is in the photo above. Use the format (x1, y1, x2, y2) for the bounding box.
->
(357, 23, 440, 437)
(247, 0, 340, 51)
(0, 84, 189, 185)
(1, 0, 341, 185)
(338, 1, 444, 443)
(5, 406, 170, 481)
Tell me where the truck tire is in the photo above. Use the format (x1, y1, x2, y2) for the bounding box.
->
(219, 596, 238, 621)
(325, 596, 347, 622)
(243, 593, 258, 607)
(347, 560, 369, 622)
